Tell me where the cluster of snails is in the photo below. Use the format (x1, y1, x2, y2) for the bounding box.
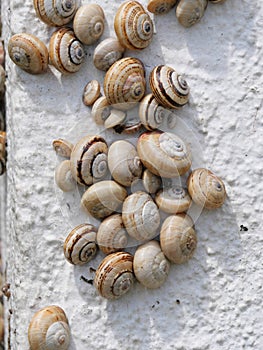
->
(0, 21, 6, 176)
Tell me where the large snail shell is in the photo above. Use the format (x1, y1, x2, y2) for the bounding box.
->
(104, 57, 146, 110)
(94, 252, 134, 299)
(8, 33, 48, 74)
(137, 131, 192, 178)
(114, 1, 154, 50)
(97, 214, 128, 254)
(133, 240, 170, 289)
(33, 0, 79, 27)
(55, 160, 76, 192)
(150, 65, 190, 109)
(176, 0, 208, 28)
(73, 4, 105, 45)
(70, 135, 108, 186)
(122, 191, 160, 241)
(155, 186, 192, 214)
(147, 0, 177, 15)
(108, 140, 142, 187)
(187, 168, 226, 209)
(93, 37, 125, 71)
(49, 28, 85, 74)
(63, 223, 97, 265)
(28, 305, 70, 350)
(142, 169, 162, 194)
(160, 213, 197, 264)
(81, 180, 127, 220)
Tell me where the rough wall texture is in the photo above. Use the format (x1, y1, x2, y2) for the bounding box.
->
(1, 0, 263, 349)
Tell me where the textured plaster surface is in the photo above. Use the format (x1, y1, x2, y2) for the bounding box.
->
(1, 0, 263, 349)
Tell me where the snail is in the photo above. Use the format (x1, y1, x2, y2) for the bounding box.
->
(108, 140, 143, 187)
(160, 213, 197, 264)
(70, 134, 108, 186)
(155, 186, 192, 214)
(142, 169, 162, 194)
(122, 191, 160, 241)
(97, 214, 128, 254)
(55, 160, 76, 192)
(133, 240, 170, 289)
(63, 223, 97, 265)
(0, 65, 5, 94)
(8, 33, 48, 74)
(147, 0, 177, 15)
(28, 305, 70, 350)
(52, 139, 74, 158)
(114, 1, 154, 50)
(104, 57, 146, 110)
(175, 0, 208, 28)
(94, 251, 134, 299)
(91, 96, 111, 125)
(149, 65, 190, 109)
(81, 180, 128, 220)
(137, 131, 192, 178)
(49, 28, 85, 74)
(73, 4, 105, 45)
(82, 80, 101, 106)
(33, 0, 79, 27)
(93, 37, 125, 71)
(122, 121, 142, 134)
(104, 109, 126, 129)
(187, 168, 226, 209)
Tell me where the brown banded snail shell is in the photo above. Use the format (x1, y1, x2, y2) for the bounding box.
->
(82, 80, 101, 106)
(142, 169, 162, 194)
(28, 305, 70, 350)
(52, 139, 74, 158)
(91, 96, 111, 125)
(94, 251, 134, 299)
(147, 0, 177, 15)
(55, 160, 76, 192)
(187, 168, 226, 209)
(8, 33, 48, 74)
(93, 37, 125, 71)
(155, 186, 192, 214)
(176, 0, 208, 28)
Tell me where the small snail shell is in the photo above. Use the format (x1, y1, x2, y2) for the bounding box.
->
(187, 168, 226, 209)
(160, 213, 197, 264)
(91, 96, 111, 125)
(133, 240, 170, 289)
(97, 214, 128, 254)
(49, 28, 85, 74)
(147, 0, 177, 15)
(8, 33, 48, 74)
(104, 57, 146, 110)
(93, 37, 125, 71)
(55, 160, 76, 192)
(28, 305, 70, 350)
(142, 169, 162, 194)
(104, 109, 126, 129)
(73, 4, 105, 45)
(94, 251, 134, 299)
(81, 180, 127, 220)
(176, 0, 208, 28)
(70, 135, 108, 186)
(137, 131, 192, 178)
(108, 140, 142, 187)
(114, 1, 154, 50)
(122, 121, 142, 134)
(122, 191, 160, 241)
(82, 80, 101, 106)
(52, 139, 74, 158)
(155, 186, 191, 214)
(63, 223, 97, 265)
(150, 65, 190, 109)
(33, 0, 79, 27)
(0, 65, 5, 94)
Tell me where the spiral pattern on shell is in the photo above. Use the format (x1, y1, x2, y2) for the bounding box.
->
(155, 186, 192, 214)
(176, 0, 208, 28)
(147, 0, 177, 15)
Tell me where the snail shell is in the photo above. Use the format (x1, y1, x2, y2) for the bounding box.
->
(82, 80, 101, 106)
(0, 65, 5, 94)
(104, 57, 146, 110)
(8, 33, 48, 74)
(147, 0, 177, 15)
(55, 160, 76, 192)
(52, 139, 74, 158)
(28, 305, 70, 350)
(104, 109, 126, 129)
(160, 213, 197, 264)
(63, 223, 97, 265)
(114, 1, 153, 50)
(73, 4, 105, 45)
(0, 40, 5, 66)
(122, 191, 160, 241)
(176, 0, 208, 28)
(70, 135, 108, 186)
(0, 157, 5, 176)
(91, 96, 111, 125)
(94, 251, 134, 299)
(93, 37, 125, 71)
(155, 186, 191, 214)
(49, 28, 85, 74)
(81, 180, 127, 220)
(137, 131, 192, 178)
(142, 169, 162, 194)
(33, 0, 79, 27)
(97, 214, 128, 254)
(0, 131, 6, 161)
(187, 168, 226, 209)
(108, 140, 142, 187)
(133, 240, 170, 289)
(150, 65, 190, 109)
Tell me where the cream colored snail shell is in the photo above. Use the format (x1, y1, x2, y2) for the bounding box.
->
(114, 1, 154, 50)
(33, 0, 79, 27)
(55, 160, 76, 192)
(160, 213, 197, 264)
(49, 28, 85, 74)
(155, 186, 192, 214)
(52, 139, 74, 158)
(187, 168, 226, 209)
(91, 96, 111, 125)
(93, 37, 125, 71)
(142, 169, 162, 194)
(147, 0, 177, 15)
(104, 109, 126, 129)
(28, 305, 70, 350)
(133, 240, 170, 289)
(82, 80, 101, 106)
(73, 4, 105, 45)
(94, 251, 134, 299)
(8, 33, 48, 74)
(176, 0, 208, 28)
(137, 131, 192, 178)
(63, 223, 97, 265)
